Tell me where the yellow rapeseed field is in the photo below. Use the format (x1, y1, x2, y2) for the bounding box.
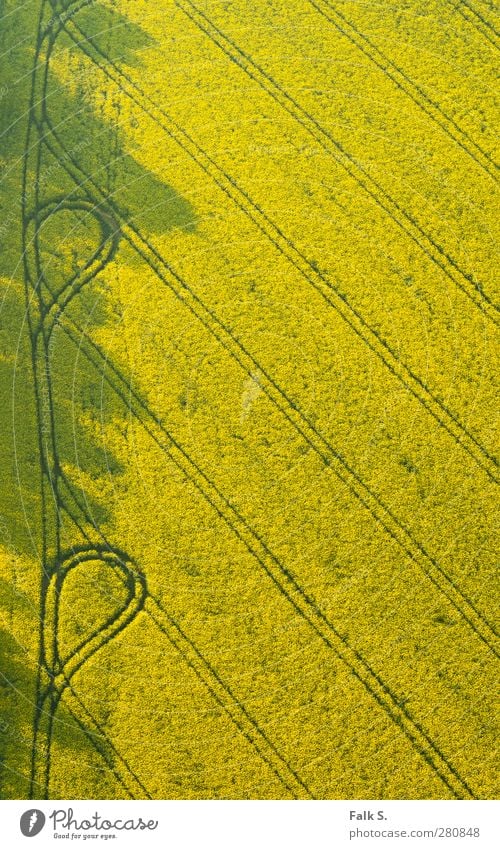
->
(0, 0, 498, 799)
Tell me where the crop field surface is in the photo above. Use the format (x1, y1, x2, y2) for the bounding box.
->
(0, 0, 498, 800)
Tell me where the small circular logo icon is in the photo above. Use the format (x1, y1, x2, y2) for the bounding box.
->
(20, 809, 46, 837)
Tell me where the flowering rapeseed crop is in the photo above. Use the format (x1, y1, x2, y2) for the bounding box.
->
(0, 0, 497, 799)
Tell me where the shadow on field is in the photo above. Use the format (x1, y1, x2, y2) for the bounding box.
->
(0, 612, 95, 799)
(0, 0, 196, 797)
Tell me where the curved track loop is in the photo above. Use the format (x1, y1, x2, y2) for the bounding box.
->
(58, 486, 316, 800)
(25, 196, 120, 334)
(31, 546, 147, 798)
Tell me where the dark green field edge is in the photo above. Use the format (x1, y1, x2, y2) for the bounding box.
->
(19, 0, 183, 800)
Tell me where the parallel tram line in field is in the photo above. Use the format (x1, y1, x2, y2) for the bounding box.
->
(22, 0, 314, 802)
(308, 0, 498, 179)
(455, 0, 500, 48)
(47, 594, 153, 801)
(61, 686, 148, 799)
(58, 477, 315, 800)
(144, 598, 314, 799)
(43, 117, 499, 660)
(63, 15, 499, 485)
(58, 311, 478, 800)
(27, 214, 311, 798)
(176, 0, 499, 326)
